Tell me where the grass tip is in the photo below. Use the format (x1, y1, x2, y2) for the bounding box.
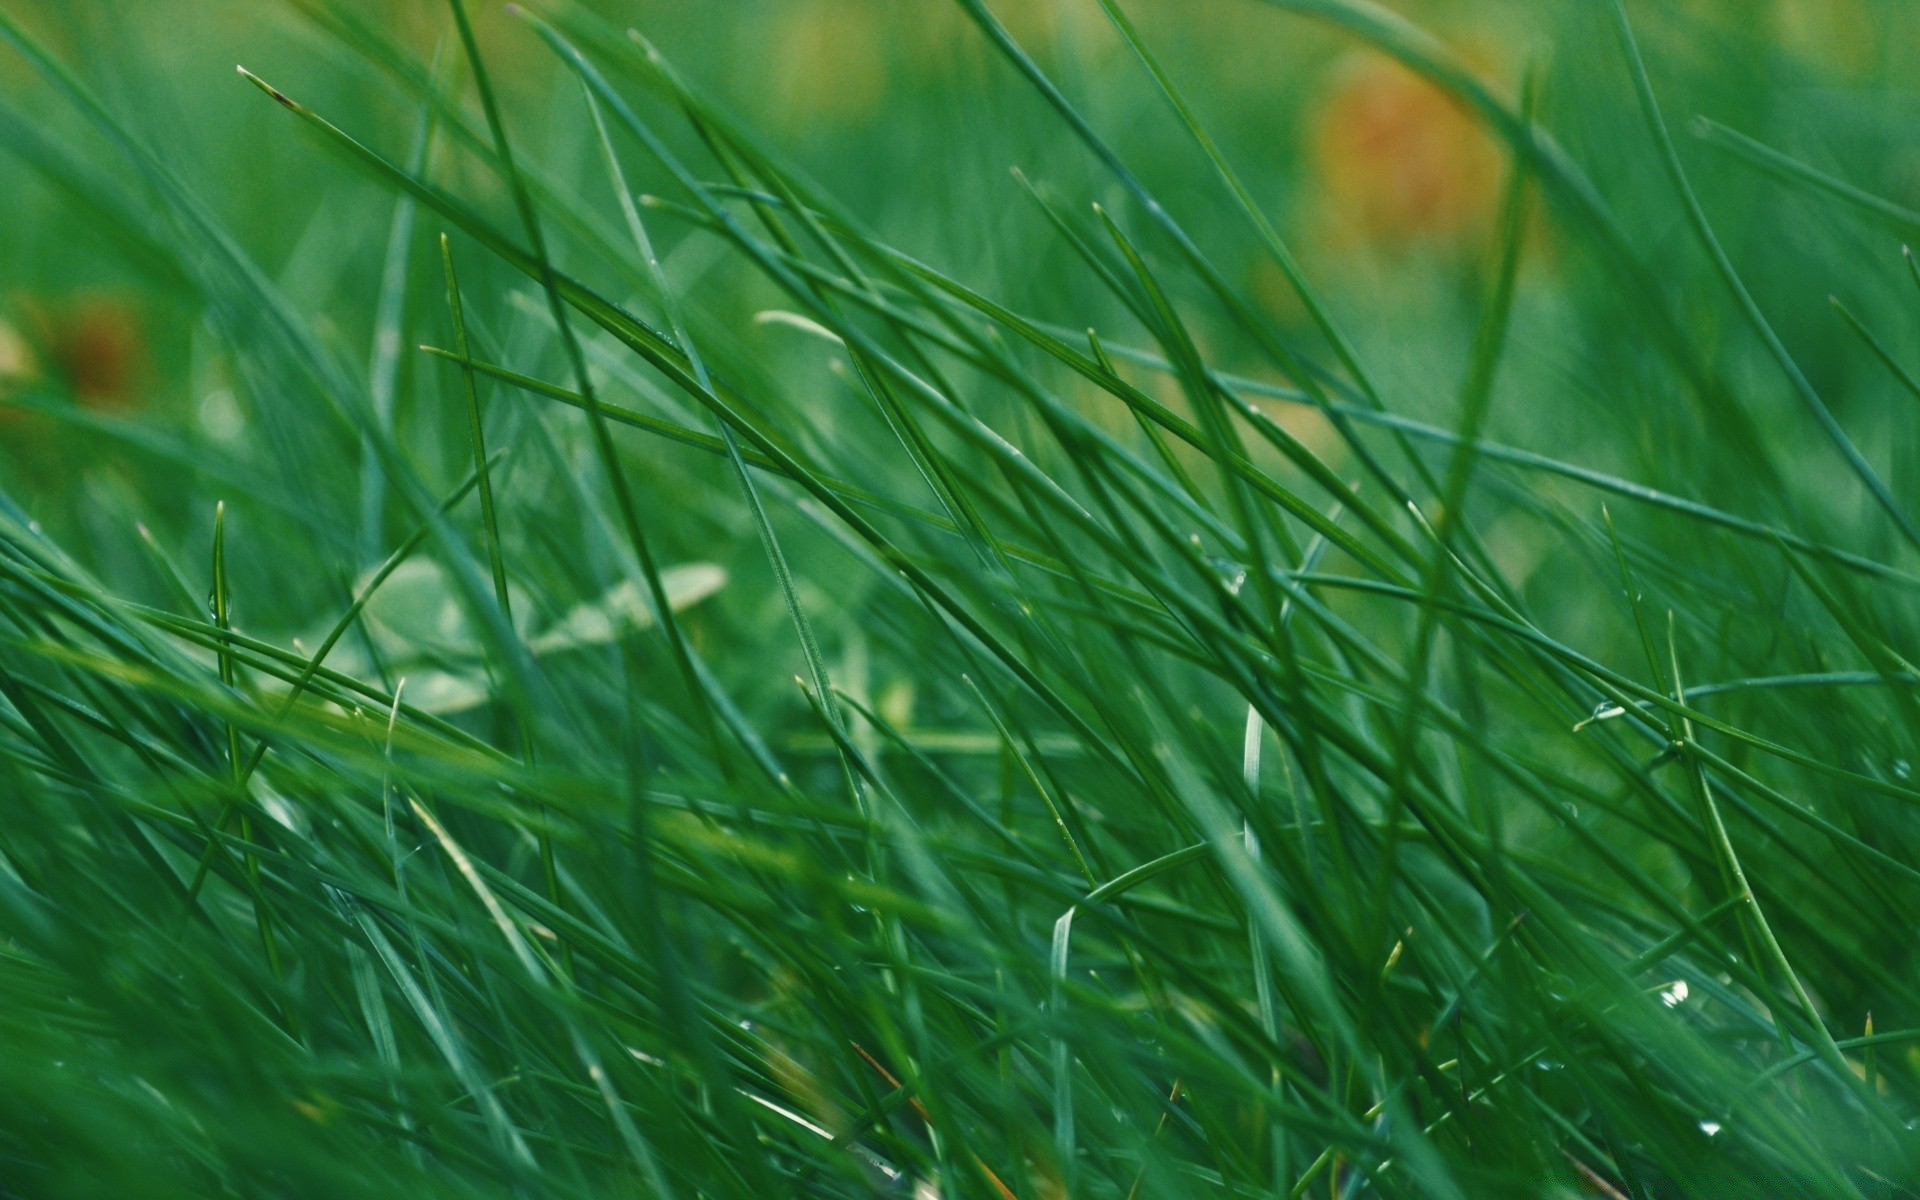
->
(626, 28, 663, 64)
(754, 310, 844, 344)
(236, 65, 295, 109)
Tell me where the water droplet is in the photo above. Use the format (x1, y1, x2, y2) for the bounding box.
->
(1206, 555, 1249, 595)
(1660, 980, 1689, 1008)
(1534, 1059, 1564, 1072)
(1698, 1120, 1722, 1137)
(1895, 759, 1911, 780)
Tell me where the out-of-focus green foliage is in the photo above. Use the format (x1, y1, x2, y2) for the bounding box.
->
(2, 0, 1920, 1195)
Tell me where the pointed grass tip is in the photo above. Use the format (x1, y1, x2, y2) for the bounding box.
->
(236, 65, 296, 111)
(625, 29, 666, 65)
(1572, 701, 1626, 732)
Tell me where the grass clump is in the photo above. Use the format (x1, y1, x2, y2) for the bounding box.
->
(3, 0, 1920, 1195)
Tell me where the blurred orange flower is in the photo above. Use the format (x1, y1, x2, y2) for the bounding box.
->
(36, 294, 146, 410)
(1309, 51, 1500, 249)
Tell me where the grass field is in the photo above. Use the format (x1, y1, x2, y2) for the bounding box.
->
(3, 0, 1920, 1195)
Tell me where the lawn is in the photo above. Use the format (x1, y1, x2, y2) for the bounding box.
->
(1, 0, 1918, 1195)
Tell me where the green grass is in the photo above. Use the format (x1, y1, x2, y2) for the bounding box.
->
(2, 0, 1920, 1195)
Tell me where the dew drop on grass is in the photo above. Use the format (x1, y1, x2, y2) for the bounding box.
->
(1660, 980, 1689, 1007)
(1205, 555, 1248, 595)
(1699, 1120, 1722, 1137)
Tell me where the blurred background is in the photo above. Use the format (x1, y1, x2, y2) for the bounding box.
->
(3, 1, 1912, 510)
(0, 0, 1890, 701)
(2, 0, 1913, 763)
(4, 0, 1919, 752)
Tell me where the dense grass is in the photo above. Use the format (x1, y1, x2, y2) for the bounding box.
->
(3, 0, 1920, 1195)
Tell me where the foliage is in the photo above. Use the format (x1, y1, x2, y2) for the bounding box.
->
(1, 0, 1919, 1195)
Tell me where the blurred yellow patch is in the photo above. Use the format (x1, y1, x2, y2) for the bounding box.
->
(1271, 396, 1342, 467)
(773, 0, 890, 126)
(0, 318, 36, 390)
(1775, 0, 1873, 77)
(992, 0, 1062, 50)
(1308, 51, 1500, 250)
